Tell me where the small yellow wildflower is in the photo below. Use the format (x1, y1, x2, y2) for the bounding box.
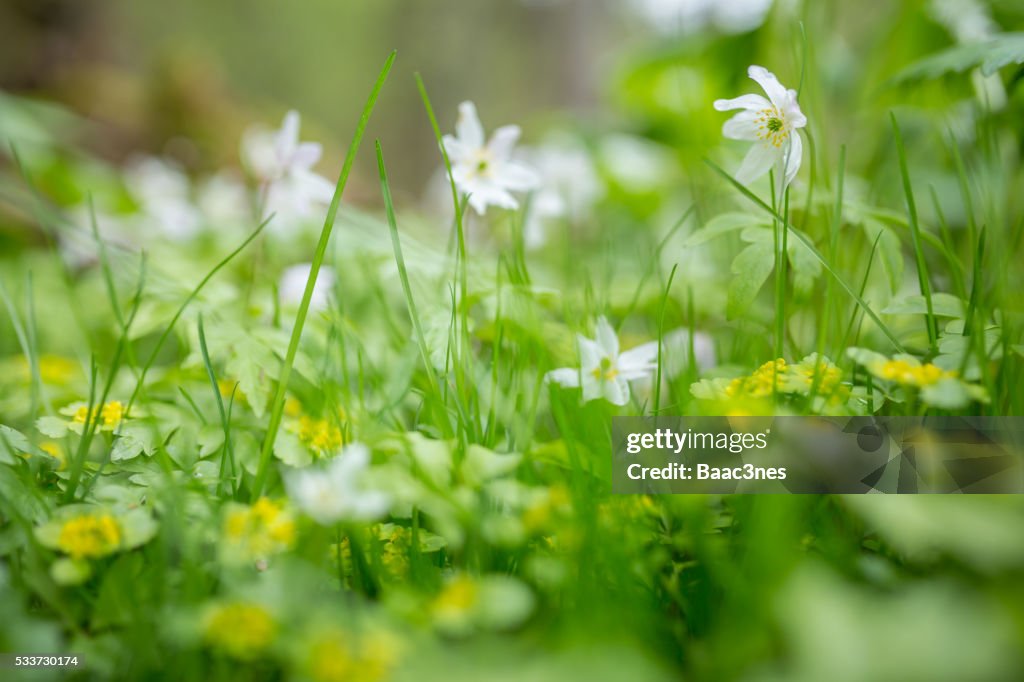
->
(222, 498, 295, 562)
(39, 441, 67, 471)
(295, 415, 343, 455)
(304, 627, 400, 682)
(38, 355, 79, 384)
(726, 359, 787, 398)
(12, 354, 78, 385)
(203, 601, 276, 660)
(433, 575, 479, 621)
(72, 400, 127, 429)
(57, 513, 122, 560)
(523, 484, 571, 533)
(381, 526, 410, 579)
(878, 359, 954, 387)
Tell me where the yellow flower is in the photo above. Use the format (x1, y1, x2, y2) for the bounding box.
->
(11, 354, 78, 385)
(299, 416, 342, 454)
(433, 575, 479, 621)
(381, 526, 410, 579)
(38, 355, 79, 384)
(203, 602, 276, 660)
(39, 441, 67, 471)
(726, 358, 787, 398)
(222, 498, 295, 562)
(72, 400, 127, 429)
(57, 513, 121, 560)
(304, 627, 400, 682)
(878, 358, 954, 387)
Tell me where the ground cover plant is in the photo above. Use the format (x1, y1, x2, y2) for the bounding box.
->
(2, 0, 1024, 680)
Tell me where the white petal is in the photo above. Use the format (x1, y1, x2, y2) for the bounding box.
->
(293, 142, 322, 169)
(747, 65, 789, 110)
(498, 161, 540, 190)
(577, 335, 604, 371)
(581, 374, 604, 403)
(296, 169, 337, 204)
(456, 101, 485, 149)
(336, 443, 371, 474)
(782, 132, 803, 188)
(277, 110, 301, 158)
(694, 332, 717, 371)
(489, 125, 522, 158)
(722, 110, 761, 141)
(603, 376, 630, 406)
(595, 317, 619, 357)
(618, 341, 659, 377)
(713, 94, 771, 112)
(545, 367, 581, 388)
(785, 94, 807, 129)
(441, 135, 469, 162)
(467, 191, 489, 216)
(735, 142, 779, 185)
(350, 491, 390, 520)
(468, 183, 519, 214)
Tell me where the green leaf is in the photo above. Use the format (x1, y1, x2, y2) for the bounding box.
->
(882, 293, 964, 318)
(273, 430, 311, 467)
(110, 424, 157, 462)
(463, 445, 521, 486)
(787, 233, 823, 298)
(0, 424, 31, 463)
(119, 508, 158, 549)
(36, 416, 68, 439)
(685, 212, 770, 247)
(727, 241, 774, 319)
(894, 33, 1024, 81)
(861, 219, 903, 293)
(51, 557, 91, 586)
(920, 377, 971, 409)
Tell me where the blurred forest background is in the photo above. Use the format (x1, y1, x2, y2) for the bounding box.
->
(5, 0, 1018, 205)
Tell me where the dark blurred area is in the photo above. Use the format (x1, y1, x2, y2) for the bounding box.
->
(0, 0, 629, 202)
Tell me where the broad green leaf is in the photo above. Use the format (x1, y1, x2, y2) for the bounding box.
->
(882, 292, 964, 318)
(895, 33, 1024, 81)
(727, 241, 774, 319)
(685, 212, 770, 247)
(36, 416, 68, 439)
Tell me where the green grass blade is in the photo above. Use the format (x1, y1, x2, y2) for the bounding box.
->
(376, 139, 452, 437)
(890, 113, 938, 351)
(253, 50, 397, 498)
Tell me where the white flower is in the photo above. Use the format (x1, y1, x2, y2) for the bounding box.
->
(125, 157, 202, 241)
(241, 110, 335, 226)
(442, 101, 539, 216)
(521, 140, 602, 249)
(197, 171, 250, 226)
(285, 443, 390, 525)
(631, 0, 773, 35)
(545, 317, 658, 406)
(714, 65, 806, 190)
(278, 263, 336, 312)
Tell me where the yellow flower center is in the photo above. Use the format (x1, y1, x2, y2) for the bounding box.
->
(756, 108, 789, 147)
(72, 400, 127, 428)
(297, 416, 344, 455)
(57, 514, 121, 560)
(203, 602, 276, 660)
(590, 356, 618, 382)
